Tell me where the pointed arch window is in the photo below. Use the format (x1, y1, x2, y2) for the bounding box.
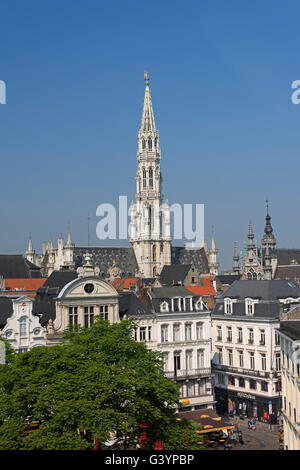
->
(148, 139, 152, 150)
(142, 139, 146, 150)
(143, 169, 146, 189)
(153, 244, 156, 262)
(149, 168, 153, 188)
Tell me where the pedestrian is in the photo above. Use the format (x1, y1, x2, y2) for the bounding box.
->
(238, 432, 244, 445)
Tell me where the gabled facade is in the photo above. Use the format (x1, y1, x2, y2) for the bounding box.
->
(0, 295, 46, 352)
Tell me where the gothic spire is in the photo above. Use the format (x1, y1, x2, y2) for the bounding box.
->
(140, 71, 157, 133)
(247, 221, 254, 248)
(233, 242, 240, 273)
(66, 222, 74, 247)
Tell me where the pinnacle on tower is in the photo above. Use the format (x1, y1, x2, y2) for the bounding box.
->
(66, 222, 74, 247)
(233, 242, 240, 273)
(140, 71, 157, 133)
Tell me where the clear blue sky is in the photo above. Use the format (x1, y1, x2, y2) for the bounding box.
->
(0, 0, 299, 270)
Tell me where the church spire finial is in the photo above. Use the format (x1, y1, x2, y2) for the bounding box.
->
(144, 70, 149, 87)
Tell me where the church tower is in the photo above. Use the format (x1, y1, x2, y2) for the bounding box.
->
(130, 72, 171, 277)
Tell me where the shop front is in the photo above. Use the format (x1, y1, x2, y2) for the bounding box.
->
(228, 390, 279, 423)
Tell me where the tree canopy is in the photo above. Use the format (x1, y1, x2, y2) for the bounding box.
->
(0, 318, 203, 450)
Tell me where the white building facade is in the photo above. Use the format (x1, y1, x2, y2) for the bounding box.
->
(1, 295, 46, 352)
(131, 287, 214, 410)
(277, 321, 300, 450)
(211, 280, 300, 421)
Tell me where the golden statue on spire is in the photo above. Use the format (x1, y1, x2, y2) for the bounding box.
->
(144, 70, 149, 86)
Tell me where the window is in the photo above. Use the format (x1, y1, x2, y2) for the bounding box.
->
(260, 330, 265, 345)
(19, 317, 27, 337)
(161, 325, 168, 342)
(186, 350, 193, 370)
(248, 328, 254, 344)
(224, 299, 232, 314)
(149, 168, 153, 188)
(197, 349, 204, 368)
(18, 347, 28, 353)
(250, 352, 255, 370)
(217, 373, 224, 385)
(237, 328, 243, 343)
(143, 168, 146, 189)
(148, 326, 152, 341)
(148, 138, 152, 150)
(174, 352, 181, 374)
(217, 325, 222, 341)
(275, 332, 280, 345)
(261, 381, 268, 392)
(99, 305, 108, 320)
(261, 353, 266, 371)
(227, 327, 232, 342)
(185, 323, 192, 341)
(239, 350, 244, 368)
(139, 327, 146, 342)
(228, 349, 233, 366)
(84, 306, 94, 328)
(173, 323, 181, 342)
(162, 352, 168, 371)
(238, 377, 245, 388)
(69, 307, 78, 326)
(275, 353, 281, 371)
(186, 381, 194, 397)
(249, 379, 257, 390)
(245, 299, 254, 315)
(218, 348, 223, 365)
(196, 322, 203, 340)
(228, 375, 235, 386)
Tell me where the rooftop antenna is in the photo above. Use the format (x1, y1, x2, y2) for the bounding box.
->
(87, 213, 90, 247)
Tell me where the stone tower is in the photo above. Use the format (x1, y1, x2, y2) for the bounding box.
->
(130, 72, 171, 277)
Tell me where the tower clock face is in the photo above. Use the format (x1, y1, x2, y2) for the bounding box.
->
(84, 283, 94, 294)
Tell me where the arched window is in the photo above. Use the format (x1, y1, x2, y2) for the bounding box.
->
(149, 206, 152, 230)
(153, 245, 156, 262)
(143, 169, 146, 189)
(149, 168, 153, 188)
(148, 139, 152, 150)
(142, 139, 146, 150)
(155, 137, 157, 149)
(19, 317, 27, 337)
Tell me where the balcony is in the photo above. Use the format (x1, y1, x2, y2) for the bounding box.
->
(165, 368, 212, 379)
(212, 363, 270, 379)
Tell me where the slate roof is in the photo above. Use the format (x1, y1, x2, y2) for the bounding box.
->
(0, 255, 42, 279)
(215, 274, 242, 286)
(278, 321, 300, 341)
(160, 264, 192, 286)
(149, 286, 209, 313)
(274, 265, 300, 281)
(118, 292, 152, 318)
(171, 247, 209, 273)
(212, 280, 300, 320)
(218, 280, 300, 301)
(33, 270, 78, 325)
(73, 247, 138, 278)
(0, 297, 13, 329)
(276, 249, 300, 266)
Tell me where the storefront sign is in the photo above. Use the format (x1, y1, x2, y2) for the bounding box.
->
(237, 392, 256, 400)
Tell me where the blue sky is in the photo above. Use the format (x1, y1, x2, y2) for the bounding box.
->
(0, 0, 300, 270)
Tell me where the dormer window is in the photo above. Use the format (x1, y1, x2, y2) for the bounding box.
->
(160, 301, 169, 312)
(224, 298, 233, 315)
(245, 298, 256, 315)
(195, 297, 205, 311)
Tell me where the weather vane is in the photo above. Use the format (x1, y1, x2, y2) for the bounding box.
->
(266, 198, 269, 214)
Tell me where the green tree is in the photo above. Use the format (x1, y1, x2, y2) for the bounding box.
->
(0, 318, 186, 450)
